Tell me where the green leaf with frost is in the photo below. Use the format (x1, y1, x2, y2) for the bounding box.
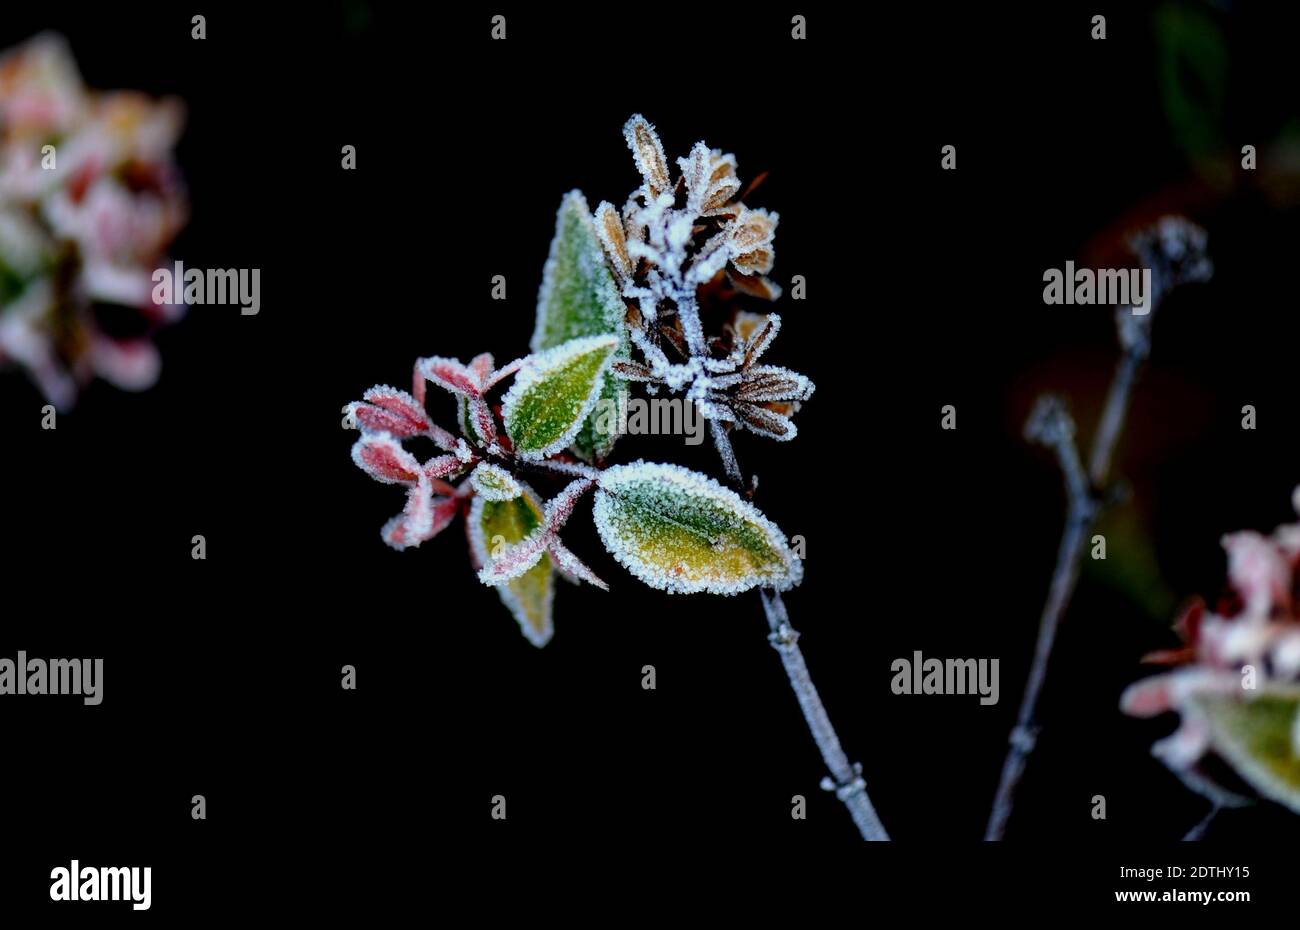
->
(502, 334, 618, 459)
(470, 486, 554, 647)
(531, 190, 628, 461)
(1193, 690, 1300, 813)
(592, 461, 802, 595)
(457, 395, 483, 445)
(470, 462, 522, 502)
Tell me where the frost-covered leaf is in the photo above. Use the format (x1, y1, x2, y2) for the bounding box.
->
(348, 385, 441, 441)
(730, 206, 778, 254)
(623, 114, 671, 197)
(702, 150, 740, 213)
(416, 356, 482, 397)
(728, 208, 778, 278)
(593, 461, 802, 595)
(351, 432, 421, 485)
(382, 480, 459, 551)
(1192, 691, 1300, 813)
(549, 538, 608, 591)
(469, 487, 555, 647)
(470, 462, 522, 502)
(425, 454, 468, 480)
(503, 334, 618, 459)
(736, 365, 816, 404)
(456, 395, 483, 446)
(544, 477, 596, 530)
(739, 313, 779, 366)
(531, 191, 628, 461)
(352, 433, 465, 549)
(531, 192, 626, 351)
(734, 402, 797, 441)
(477, 529, 549, 585)
(728, 271, 782, 301)
(594, 200, 633, 283)
(678, 141, 712, 215)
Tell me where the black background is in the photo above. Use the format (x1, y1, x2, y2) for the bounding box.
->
(2, 1, 1297, 918)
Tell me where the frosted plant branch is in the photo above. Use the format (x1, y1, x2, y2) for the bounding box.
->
(344, 116, 843, 831)
(985, 397, 1097, 841)
(762, 589, 890, 840)
(719, 426, 884, 839)
(709, 419, 745, 490)
(985, 217, 1212, 841)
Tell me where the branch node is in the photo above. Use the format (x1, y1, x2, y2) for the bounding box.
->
(820, 764, 867, 801)
(767, 623, 800, 650)
(1009, 725, 1038, 754)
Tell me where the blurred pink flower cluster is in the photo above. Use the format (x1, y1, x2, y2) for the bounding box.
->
(0, 33, 187, 408)
(1122, 487, 1300, 810)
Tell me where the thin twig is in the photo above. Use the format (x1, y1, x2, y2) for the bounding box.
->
(985, 397, 1099, 841)
(763, 589, 890, 840)
(707, 422, 887, 840)
(984, 217, 1211, 841)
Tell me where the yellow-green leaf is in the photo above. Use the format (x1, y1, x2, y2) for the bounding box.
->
(592, 461, 802, 595)
(502, 334, 617, 459)
(1193, 690, 1300, 813)
(470, 487, 555, 647)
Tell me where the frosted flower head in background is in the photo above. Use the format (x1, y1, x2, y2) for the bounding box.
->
(0, 33, 187, 409)
(1122, 487, 1300, 814)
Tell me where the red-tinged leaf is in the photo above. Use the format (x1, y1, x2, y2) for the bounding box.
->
(1141, 647, 1197, 666)
(467, 395, 498, 445)
(426, 422, 460, 452)
(470, 353, 495, 383)
(1121, 675, 1177, 717)
(382, 480, 459, 551)
(427, 476, 459, 498)
(482, 356, 525, 391)
(424, 454, 469, 485)
(738, 169, 769, 202)
(544, 477, 596, 532)
(351, 433, 421, 484)
(412, 360, 427, 405)
(548, 538, 609, 590)
(469, 490, 556, 647)
(359, 385, 432, 436)
(464, 514, 484, 572)
(477, 529, 549, 585)
(417, 356, 482, 397)
(432, 497, 460, 533)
